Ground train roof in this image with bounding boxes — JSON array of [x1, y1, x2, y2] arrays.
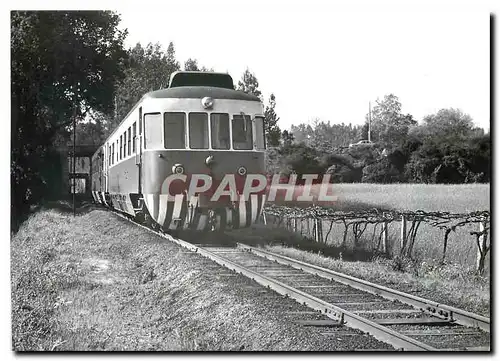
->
[[168, 71, 234, 89], [101, 72, 262, 149], [143, 86, 261, 102]]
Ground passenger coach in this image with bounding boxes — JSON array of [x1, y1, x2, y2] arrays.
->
[[91, 71, 267, 231]]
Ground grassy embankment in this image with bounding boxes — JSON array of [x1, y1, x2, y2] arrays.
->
[[11, 203, 352, 351]]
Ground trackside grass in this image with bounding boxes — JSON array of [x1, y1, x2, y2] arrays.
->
[[13, 203, 394, 351]]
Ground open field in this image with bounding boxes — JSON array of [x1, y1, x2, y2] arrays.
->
[[263, 183, 490, 269], [267, 183, 490, 213]]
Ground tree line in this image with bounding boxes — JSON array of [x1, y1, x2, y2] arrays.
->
[[265, 95, 489, 185]]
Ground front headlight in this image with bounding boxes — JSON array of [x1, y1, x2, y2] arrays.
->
[[237, 166, 247, 176], [172, 164, 185, 174]]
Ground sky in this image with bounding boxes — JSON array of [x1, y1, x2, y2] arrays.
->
[[115, 0, 492, 132]]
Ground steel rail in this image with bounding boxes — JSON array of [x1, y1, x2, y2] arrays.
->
[[238, 244, 490, 333], [111, 212, 441, 351]]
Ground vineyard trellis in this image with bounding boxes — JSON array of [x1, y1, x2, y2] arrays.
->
[[262, 205, 490, 274]]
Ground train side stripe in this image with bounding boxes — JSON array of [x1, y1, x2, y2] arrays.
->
[[162, 196, 174, 229], [177, 195, 189, 230], [168, 194, 184, 230], [157, 194, 169, 227], [190, 210, 201, 231], [239, 197, 246, 228], [250, 194, 258, 224], [184, 196, 198, 229], [257, 194, 266, 220], [145, 194, 156, 221]]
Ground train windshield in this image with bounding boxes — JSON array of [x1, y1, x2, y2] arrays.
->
[[254, 116, 266, 150], [210, 113, 230, 149], [232, 114, 253, 150], [164, 112, 186, 149], [189, 113, 209, 149], [144, 113, 163, 149]]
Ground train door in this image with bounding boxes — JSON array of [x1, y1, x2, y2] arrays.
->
[[135, 107, 143, 194], [105, 142, 109, 192]]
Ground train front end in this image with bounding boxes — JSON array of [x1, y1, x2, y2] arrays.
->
[[140, 72, 267, 232]]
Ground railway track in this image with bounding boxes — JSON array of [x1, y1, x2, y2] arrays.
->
[[113, 210, 491, 351]]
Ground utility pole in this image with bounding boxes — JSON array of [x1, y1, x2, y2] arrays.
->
[[368, 101, 372, 142]]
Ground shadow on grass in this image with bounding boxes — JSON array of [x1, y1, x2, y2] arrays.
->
[[231, 224, 384, 262], [174, 223, 385, 262]]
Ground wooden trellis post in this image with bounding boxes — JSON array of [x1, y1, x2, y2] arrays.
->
[[476, 220, 488, 273], [381, 221, 388, 254], [314, 218, 324, 243], [400, 215, 407, 255]]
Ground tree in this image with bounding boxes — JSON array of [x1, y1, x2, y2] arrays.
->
[[11, 11, 128, 231], [278, 144, 325, 180], [237, 68, 262, 100], [368, 94, 416, 147], [184, 58, 200, 71], [184, 57, 213, 72], [411, 108, 480, 142], [281, 130, 294, 146], [113, 42, 180, 128], [290, 119, 361, 151], [264, 93, 282, 146], [290, 123, 314, 144]]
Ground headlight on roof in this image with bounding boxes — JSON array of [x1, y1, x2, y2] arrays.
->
[[202, 97, 214, 109]]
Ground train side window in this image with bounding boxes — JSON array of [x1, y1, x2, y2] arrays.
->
[[232, 114, 253, 150], [164, 112, 186, 149], [132, 122, 137, 153], [144, 113, 163, 149], [254, 116, 266, 150], [189, 112, 208, 149], [210, 113, 230, 150], [123, 131, 127, 158], [127, 127, 131, 156]]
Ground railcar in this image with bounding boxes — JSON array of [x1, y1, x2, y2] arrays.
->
[[91, 71, 267, 231]]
